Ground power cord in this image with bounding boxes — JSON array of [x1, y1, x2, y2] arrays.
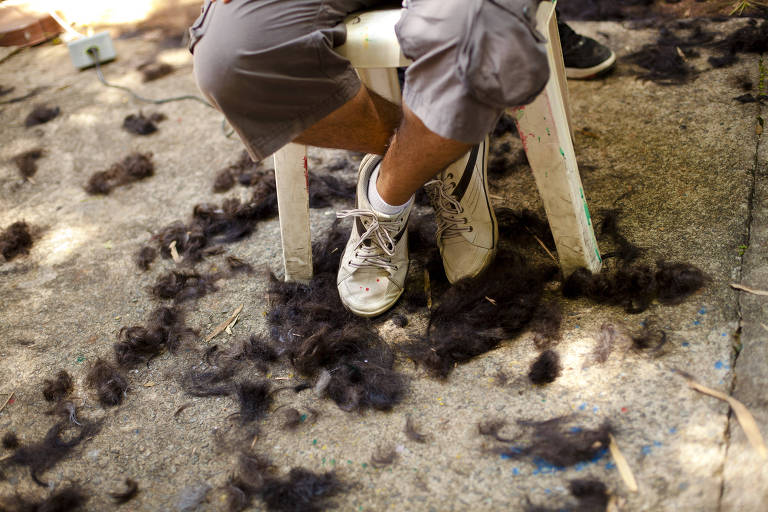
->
[[86, 47, 234, 136]]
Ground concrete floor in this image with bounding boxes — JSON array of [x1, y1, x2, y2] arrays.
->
[[0, 12, 766, 512]]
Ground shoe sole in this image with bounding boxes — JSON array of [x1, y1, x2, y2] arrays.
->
[[445, 138, 498, 284], [565, 51, 616, 80]]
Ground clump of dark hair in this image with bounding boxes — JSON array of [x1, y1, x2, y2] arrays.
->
[[631, 318, 668, 353], [12, 148, 44, 179], [231, 453, 345, 512], [109, 478, 139, 504], [370, 445, 398, 468], [0, 485, 89, 511], [709, 19, 768, 69], [123, 111, 166, 135], [405, 416, 428, 443], [135, 246, 157, 271], [655, 260, 707, 304], [307, 174, 355, 208], [562, 260, 705, 313], [2, 432, 19, 450], [152, 270, 220, 302], [42, 370, 73, 402], [266, 227, 406, 412], [216, 334, 278, 373], [154, 183, 278, 263], [526, 479, 610, 512], [233, 381, 272, 424], [402, 253, 558, 378], [598, 209, 643, 263], [85, 152, 154, 195], [497, 417, 611, 468], [528, 350, 561, 385], [138, 60, 174, 82], [181, 365, 236, 397], [494, 208, 555, 252], [7, 421, 102, 486], [114, 306, 196, 367], [591, 323, 621, 365], [25, 104, 60, 127], [85, 358, 129, 407], [0, 221, 33, 261]]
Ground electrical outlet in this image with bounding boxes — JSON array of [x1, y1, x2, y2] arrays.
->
[[66, 32, 116, 69]]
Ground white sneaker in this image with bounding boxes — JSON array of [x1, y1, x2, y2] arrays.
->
[[336, 155, 411, 317], [426, 137, 498, 283]]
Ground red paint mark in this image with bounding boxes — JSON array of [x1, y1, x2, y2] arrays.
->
[[303, 156, 309, 190], [621, 407, 628, 413], [365, 287, 369, 291], [8, 398, 15, 405], [376, 279, 380, 283]]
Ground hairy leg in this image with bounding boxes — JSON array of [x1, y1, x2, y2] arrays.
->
[[294, 86, 401, 155], [377, 105, 470, 205], [296, 87, 470, 206]]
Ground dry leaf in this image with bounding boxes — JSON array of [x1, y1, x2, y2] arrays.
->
[[730, 283, 768, 296], [609, 433, 638, 492]]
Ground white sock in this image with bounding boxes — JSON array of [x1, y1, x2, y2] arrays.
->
[[367, 163, 413, 215]]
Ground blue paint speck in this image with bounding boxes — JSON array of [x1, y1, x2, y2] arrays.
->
[[669, 427, 677, 434], [570, 427, 583, 433], [715, 360, 730, 370], [693, 320, 701, 326], [605, 462, 616, 470], [512, 467, 520, 476], [682, 342, 690, 347], [545, 488, 552, 494], [578, 403, 587, 411], [721, 333, 727, 337], [698, 307, 707, 315], [592, 406, 599, 413], [653, 440, 662, 447], [574, 324, 580, 329], [641, 445, 652, 455]]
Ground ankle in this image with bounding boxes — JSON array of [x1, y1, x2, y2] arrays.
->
[[367, 163, 413, 216]]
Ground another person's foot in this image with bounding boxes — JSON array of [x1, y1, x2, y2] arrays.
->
[[558, 21, 616, 79], [426, 137, 497, 284], [337, 155, 411, 317]]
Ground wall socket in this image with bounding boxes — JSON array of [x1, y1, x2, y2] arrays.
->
[[66, 32, 116, 69]]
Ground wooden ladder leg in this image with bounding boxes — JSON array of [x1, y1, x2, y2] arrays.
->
[[512, 2, 601, 275], [273, 143, 313, 282]]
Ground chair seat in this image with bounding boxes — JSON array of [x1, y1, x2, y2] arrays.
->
[[336, 9, 411, 69]]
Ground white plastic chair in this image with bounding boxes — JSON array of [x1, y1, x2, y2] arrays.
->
[[273, 2, 601, 282]]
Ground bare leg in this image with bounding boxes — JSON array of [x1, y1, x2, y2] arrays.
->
[[296, 87, 470, 206], [294, 86, 401, 155], [377, 105, 470, 205]]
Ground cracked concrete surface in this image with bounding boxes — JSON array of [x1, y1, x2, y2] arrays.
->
[[0, 10, 767, 512]]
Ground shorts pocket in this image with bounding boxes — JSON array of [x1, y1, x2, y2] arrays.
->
[[188, 0, 216, 54], [457, 0, 549, 108]]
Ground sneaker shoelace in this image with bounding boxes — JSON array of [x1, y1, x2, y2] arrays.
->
[[425, 178, 472, 240], [336, 208, 399, 272]]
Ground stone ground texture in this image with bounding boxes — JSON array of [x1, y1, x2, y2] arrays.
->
[[1, 5, 767, 512]]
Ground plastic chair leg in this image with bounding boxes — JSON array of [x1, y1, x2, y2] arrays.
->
[[512, 2, 601, 275], [273, 143, 313, 282]]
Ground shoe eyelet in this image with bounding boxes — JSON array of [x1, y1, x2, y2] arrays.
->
[[446, 173, 453, 179], [468, 226, 473, 232]]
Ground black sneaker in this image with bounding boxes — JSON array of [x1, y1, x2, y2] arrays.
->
[[558, 21, 616, 79]]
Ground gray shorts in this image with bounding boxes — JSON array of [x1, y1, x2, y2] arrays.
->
[[190, 0, 549, 161]]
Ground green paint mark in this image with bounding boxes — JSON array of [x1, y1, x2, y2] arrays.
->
[[331, 459, 336, 466], [515, 109, 525, 120], [76, 355, 86, 363], [300, 414, 307, 423], [322, 457, 326, 465], [559, 147, 565, 157], [312, 439, 317, 445], [538, 136, 541, 143], [595, 248, 602, 262], [545, 127, 550, 136], [347, 460, 353, 465], [362, 463, 368, 469]]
